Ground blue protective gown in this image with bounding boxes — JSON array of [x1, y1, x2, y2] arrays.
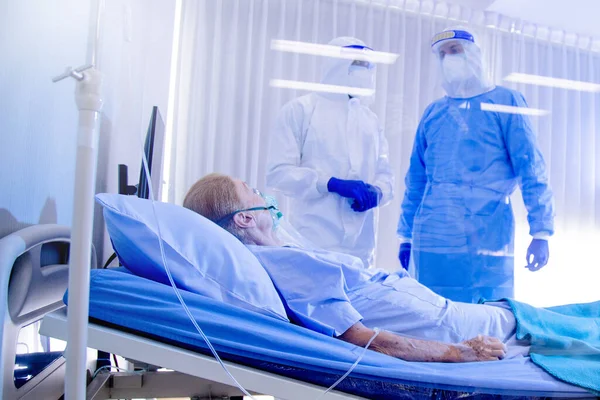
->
[[397, 86, 554, 303]]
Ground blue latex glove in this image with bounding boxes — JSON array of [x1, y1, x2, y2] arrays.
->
[[327, 177, 370, 206], [525, 238, 549, 271], [351, 184, 382, 212], [399, 242, 411, 270]]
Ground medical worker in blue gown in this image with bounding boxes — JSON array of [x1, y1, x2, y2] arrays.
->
[[266, 37, 394, 268], [397, 27, 555, 303]]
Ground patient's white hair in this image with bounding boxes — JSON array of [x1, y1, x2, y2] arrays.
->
[[183, 173, 248, 242]]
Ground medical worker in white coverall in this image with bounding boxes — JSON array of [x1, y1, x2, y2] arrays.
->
[[266, 36, 394, 268]]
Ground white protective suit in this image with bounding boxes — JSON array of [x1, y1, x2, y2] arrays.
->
[[266, 37, 394, 267]]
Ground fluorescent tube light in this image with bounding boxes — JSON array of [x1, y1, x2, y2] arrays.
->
[[505, 73, 600, 92], [481, 102, 549, 117], [270, 79, 375, 97]]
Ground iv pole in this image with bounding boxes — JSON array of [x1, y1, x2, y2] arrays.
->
[[52, 1, 104, 398]]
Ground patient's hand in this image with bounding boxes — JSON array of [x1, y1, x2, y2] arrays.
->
[[455, 335, 507, 362], [340, 323, 507, 363]]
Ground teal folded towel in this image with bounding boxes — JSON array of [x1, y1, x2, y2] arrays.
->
[[505, 299, 600, 394]]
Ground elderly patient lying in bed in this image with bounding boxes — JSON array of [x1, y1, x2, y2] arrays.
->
[[182, 173, 517, 364]]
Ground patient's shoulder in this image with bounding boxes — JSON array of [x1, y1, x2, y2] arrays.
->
[[248, 245, 322, 267], [248, 245, 305, 258]]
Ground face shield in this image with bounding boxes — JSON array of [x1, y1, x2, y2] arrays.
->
[[431, 28, 494, 98], [321, 37, 377, 103]]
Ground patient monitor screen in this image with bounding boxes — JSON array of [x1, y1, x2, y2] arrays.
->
[[137, 106, 165, 200]]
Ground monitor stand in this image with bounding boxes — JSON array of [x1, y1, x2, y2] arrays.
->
[[117, 164, 138, 196]]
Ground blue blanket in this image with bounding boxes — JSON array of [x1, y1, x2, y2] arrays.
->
[[505, 299, 600, 394]]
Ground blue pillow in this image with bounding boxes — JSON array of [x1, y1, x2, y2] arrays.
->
[[95, 193, 288, 321]]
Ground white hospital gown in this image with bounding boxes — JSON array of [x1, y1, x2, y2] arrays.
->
[[248, 245, 517, 345]]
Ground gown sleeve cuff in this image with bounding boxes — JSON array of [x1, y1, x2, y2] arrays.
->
[[532, 232, 550, 240], [316, 173, 331, 194]]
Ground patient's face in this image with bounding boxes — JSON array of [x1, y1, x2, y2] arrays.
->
[[234, 179, 273, 231], [235, 179, 264, 208]]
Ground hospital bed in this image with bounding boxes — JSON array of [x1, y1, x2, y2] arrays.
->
[[1, 224, 597, 399]]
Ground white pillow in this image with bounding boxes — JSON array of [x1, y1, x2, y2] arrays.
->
[[95, 193, 288, 321]]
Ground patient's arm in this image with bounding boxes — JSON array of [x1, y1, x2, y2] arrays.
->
[[339, 322, 506, 363]]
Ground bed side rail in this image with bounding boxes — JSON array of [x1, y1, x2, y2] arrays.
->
[[0, 224, 95, 399]]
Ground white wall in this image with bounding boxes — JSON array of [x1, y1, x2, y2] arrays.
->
[[0, 0, 93, 367], [0, 0, 91, 238], [0, 0, 175, 267]]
